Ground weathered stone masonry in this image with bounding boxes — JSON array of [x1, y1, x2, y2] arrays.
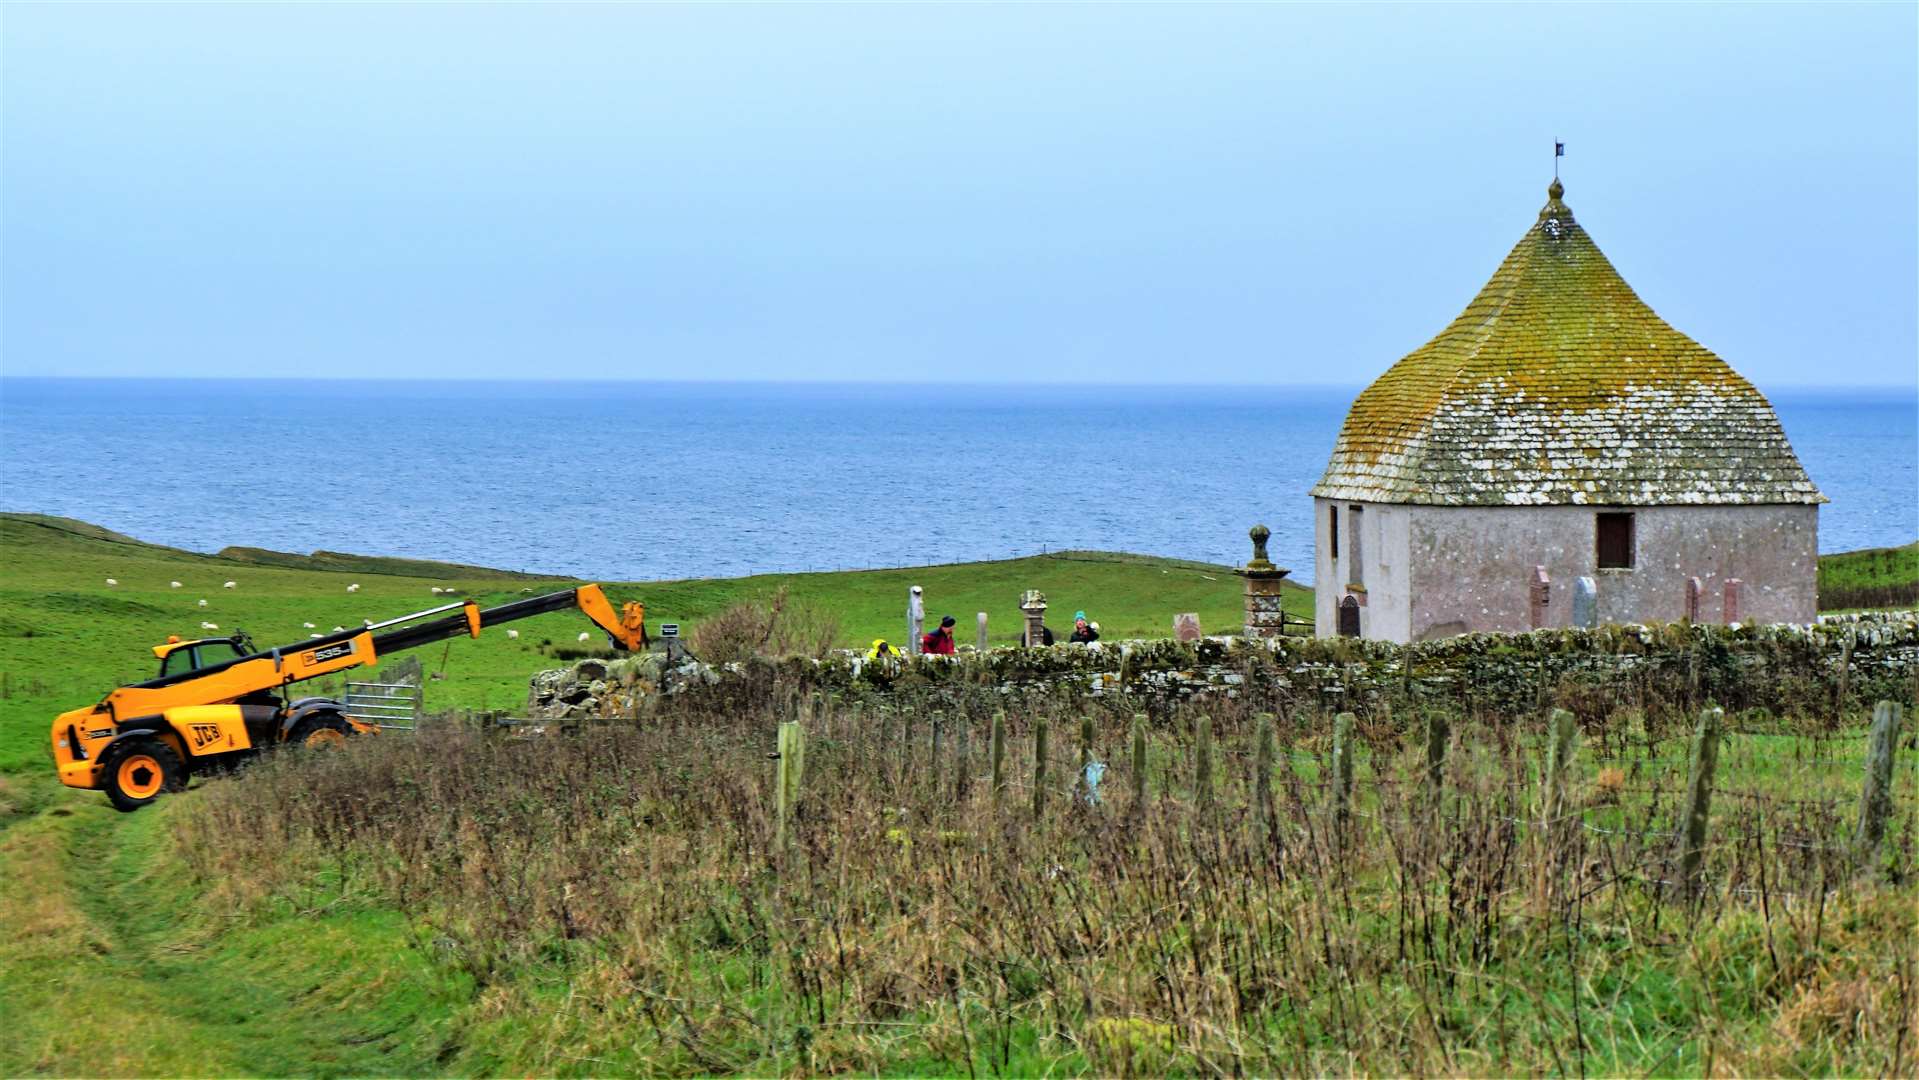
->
[[532, 611, 1917, 722]]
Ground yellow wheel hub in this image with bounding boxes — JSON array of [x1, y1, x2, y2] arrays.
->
[[116, 755, 164, 798], [305, 728, 348, 748]]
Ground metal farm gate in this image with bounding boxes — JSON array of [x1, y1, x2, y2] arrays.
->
[[342, 680, 424, 731]]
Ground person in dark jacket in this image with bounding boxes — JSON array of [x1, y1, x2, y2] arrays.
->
[[1068, 611, 1099, 644], [922, 615, 957, 655], [1022, 623, 1055, 647]]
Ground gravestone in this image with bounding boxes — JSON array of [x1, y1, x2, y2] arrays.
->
[[1020, 590, 1048, 648], [1528, 565, 1551, 629], [976, 611, 989, 651], [1336, 596, 1360, 637], [1572, 576, 1598, 629], [907, 585, 924, 655], [1685, 577, 1703, 623], [1723, 579, 1742, 624], [1174, 613, 1203, 642]]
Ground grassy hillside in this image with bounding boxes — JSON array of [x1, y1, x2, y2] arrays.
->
[[0, 514, 1911, 1075], [0, 513, 1293, 768], [1818, 540, 1919, 611]]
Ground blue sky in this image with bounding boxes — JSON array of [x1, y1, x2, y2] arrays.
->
[[3, 3, 1914, 386]]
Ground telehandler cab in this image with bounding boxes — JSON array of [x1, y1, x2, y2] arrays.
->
[[50, 585, 647, 811]]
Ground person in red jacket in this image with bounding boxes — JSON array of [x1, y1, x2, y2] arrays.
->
[[921, 615, 958, 655]]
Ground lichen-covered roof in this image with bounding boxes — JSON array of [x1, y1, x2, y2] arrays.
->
[[1312, 181, 1826, 507]]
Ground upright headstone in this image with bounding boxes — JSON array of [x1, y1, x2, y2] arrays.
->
[[1173, 613, 1203, 642], [1722, 579, 1743, 625], [907, 585, 925, 655], [1235, 524, 1292, 638], [1572, 576, 1598, 629], [976, 611, 989, 651], [1528, 565, 1551, 629], [1684, 577, 1703, 623], [1019, 589, 1048, 648]]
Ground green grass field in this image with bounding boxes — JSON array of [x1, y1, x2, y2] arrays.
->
[[0, 512, 1306, 1076], [0, 512, 1298, 768], [1818, 540, 1919, 611], [0, 512, 1910, 1076]]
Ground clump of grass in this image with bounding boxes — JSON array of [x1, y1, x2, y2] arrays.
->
[[689, 585, 841, 664]]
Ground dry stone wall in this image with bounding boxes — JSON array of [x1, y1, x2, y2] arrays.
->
[[529, 611, 1918, 721]]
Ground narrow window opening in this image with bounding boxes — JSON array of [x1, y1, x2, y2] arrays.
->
[[1328, 506, 1339, 560], [1596, 512, 1635, 570], [1348, 505, 1365, 585]]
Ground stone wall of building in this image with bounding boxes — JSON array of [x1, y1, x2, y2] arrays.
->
[[530, 610, 1916, 723], [1313, 499, 1818, 643]]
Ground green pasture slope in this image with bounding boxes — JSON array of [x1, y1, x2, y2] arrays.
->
[[0, 512, 1298, 1076], [1818, 540, 1919, 611], [2, 512, 1907, 1075]]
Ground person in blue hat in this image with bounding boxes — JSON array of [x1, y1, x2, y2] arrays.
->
[[1068, 610, 1099, 644]]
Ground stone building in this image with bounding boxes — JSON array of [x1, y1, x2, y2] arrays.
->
[[1311, 180, 1825, 642]]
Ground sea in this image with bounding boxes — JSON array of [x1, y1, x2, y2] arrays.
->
[[1, 378, 1913, 586]]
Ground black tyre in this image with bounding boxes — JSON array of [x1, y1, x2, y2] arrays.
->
[[288, 712, 352, 748], [102, 737, 185, 813]]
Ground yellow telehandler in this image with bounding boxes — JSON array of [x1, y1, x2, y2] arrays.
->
[[50, 584, 647, 811]]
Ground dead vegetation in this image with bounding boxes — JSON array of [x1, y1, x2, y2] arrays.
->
[[175, 682, 1918, 1076]]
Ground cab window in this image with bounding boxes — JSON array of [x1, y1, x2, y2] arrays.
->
[[158, 640, 243, 678], [196, 640, 245, 666]]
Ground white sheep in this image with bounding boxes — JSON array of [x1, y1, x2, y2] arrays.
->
[[309, 634, 322, 639], [332, 625, 345, 632], [577, 631, 591, 643], [303, 622, 316, 629], [169, 581, 182, 589], [105, 578, 118, 586], [430, 587, 444, 595], [223, 581, 236, 589], [346, 583, 360, 593], [505, 629, 519, 639], [197, 599, 207, 607], [201, 621, 219, 630]]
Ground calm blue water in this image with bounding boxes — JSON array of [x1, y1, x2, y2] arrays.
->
[[1, 379, 1912, 584]]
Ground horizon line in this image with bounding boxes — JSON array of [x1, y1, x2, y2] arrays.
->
[[2, 374, 1913, 392]]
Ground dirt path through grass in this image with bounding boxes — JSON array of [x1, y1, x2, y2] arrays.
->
[[0, 777, 462, 1077]]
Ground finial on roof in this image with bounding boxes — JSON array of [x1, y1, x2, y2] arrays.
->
[[1548, 178, 1564, 200]]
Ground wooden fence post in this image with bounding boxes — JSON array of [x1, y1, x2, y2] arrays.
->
[[1130, 713, 1148, 811], [1194, 715, 1215, 816], [1424, 710, 1449, 790], [1331, 712, 1355, 829], [1077, 715, 1095, 804], [1254, 713, 1278, 849], [775, 720, 806, 848], [930, 715, 944, 798], [1856, 701, 1905, 863], [1541, 708, 1579, 830], [990, 711, 1006, 803], [954, 717, 972, 802], [1032, 714, 1050, 820], [1678, 706, 1722, 896], [1835, 635, 1854, 719]]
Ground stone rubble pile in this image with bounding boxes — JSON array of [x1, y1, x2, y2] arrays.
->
[[526, 653, 719, 719]]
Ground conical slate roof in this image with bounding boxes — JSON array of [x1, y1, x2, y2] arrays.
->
[[1312, 181, 1825, 507]]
